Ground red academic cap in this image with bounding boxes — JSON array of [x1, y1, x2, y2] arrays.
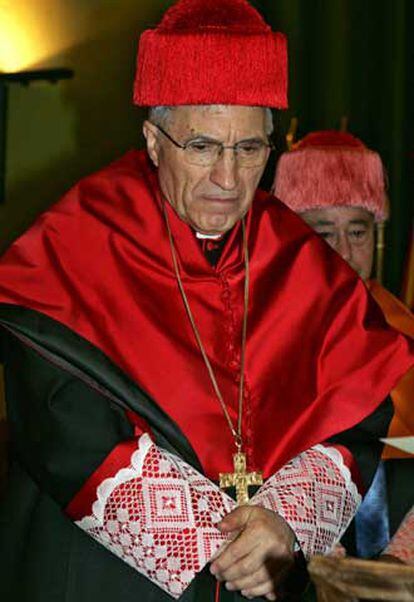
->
[[133, 0, 288, 108], [273, 131, 388, 222]]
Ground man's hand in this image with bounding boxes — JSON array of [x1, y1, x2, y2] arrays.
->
[[210, 505, 296, 600]]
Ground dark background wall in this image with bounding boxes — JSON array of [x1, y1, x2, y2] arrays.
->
[[0, 0, 413, 291], [0, 0, 174, 421], [255, 0, 414, 294], [0, 0, 172, 255]]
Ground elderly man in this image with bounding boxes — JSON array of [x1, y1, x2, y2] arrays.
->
[[273, 129, 414, 559], [0, 2, 413, 601]]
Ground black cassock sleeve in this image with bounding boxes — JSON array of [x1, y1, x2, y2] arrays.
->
[[0, 319, 395, 601], [327, 395, 393, 491], [2, 329, 135, 507], [0, 327, 233, 602]]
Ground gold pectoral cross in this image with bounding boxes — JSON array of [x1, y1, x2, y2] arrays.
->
[[219, 451, 263, 505]]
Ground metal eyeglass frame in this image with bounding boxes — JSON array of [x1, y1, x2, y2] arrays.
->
[[153, 123, 275, 164]]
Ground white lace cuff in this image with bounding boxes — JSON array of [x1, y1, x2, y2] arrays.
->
[[383, 506, 414, 564], [250, 444, 361, 559], [74, 434, 236, 598]]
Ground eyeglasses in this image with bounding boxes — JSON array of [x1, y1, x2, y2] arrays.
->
[[153, 123, 274, 167]]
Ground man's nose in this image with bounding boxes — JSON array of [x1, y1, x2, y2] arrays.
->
[[336, 232, 353, 262], [209, 149, 238, 190]]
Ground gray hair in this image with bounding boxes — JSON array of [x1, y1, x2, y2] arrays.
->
[[148, 105, 274, 136]]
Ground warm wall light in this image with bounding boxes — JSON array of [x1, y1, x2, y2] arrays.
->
[[0, 2, 83, 73], [0, 12, 36, 72], [0, 5, 53, 72]]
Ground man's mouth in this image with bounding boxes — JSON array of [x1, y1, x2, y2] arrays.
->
[[200, 199, 239, 217], [200, 196, 240, 209]]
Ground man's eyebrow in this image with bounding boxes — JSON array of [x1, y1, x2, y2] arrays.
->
[[236, 136, 268, 143], [183, 134, 267, 144], [184, 134, 219, 143], [308, 219, 371, 227], [348, 219, 370, 226], [309, 220, 336, 227]]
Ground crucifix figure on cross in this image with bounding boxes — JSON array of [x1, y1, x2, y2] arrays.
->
[[219, 452, 263, 505]]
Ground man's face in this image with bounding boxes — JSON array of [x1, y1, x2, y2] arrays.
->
[[300, 206, 375, 280], [143, 105, 271, 234]]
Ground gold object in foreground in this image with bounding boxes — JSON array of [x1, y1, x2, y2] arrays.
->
[[308, 555, 414, 602], [220, 452, 263, 505]]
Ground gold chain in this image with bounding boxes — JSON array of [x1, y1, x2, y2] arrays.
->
[[163, 204, 249, 452]]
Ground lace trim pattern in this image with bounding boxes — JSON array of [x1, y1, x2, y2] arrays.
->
[[383, 506, 414, 564], [250, 444, 361, 559], [75, 434, 236, 598]]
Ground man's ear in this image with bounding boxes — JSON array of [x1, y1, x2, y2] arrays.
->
[[143, 120, 160, 167]]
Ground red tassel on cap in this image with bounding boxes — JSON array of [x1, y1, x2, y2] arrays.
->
[[133, 0, 288, 108], [273, 131, 388, 222]]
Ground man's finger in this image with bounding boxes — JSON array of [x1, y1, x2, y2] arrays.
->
[[217, 547, 263, 581], [212, 509, 291, 577], [210, 528, 260, 576], [225, 566, 269, 591], [217, 504, 253, 533], [210, 537, 256, 577], [240, 579, 275, 600], [214, 513, 282, 573]]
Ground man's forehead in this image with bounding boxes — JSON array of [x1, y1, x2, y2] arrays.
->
[[301, 206, 375, 225], [168, 105, 268, 136]]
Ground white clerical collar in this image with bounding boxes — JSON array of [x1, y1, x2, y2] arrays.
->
[[195, 231, 223, 240]]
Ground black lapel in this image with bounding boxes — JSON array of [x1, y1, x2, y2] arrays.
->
[[0, 304, 202, 472]]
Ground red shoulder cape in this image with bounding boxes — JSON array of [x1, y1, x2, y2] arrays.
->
[[0, 150, 413, 479]]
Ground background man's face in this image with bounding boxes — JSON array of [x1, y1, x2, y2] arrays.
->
[[144, 105, 270, 234], [300, 206, 375, 280]]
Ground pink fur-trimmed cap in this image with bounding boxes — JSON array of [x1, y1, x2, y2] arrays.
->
[[273, 131, 388, 222]]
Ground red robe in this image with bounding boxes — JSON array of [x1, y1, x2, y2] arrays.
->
[[0, 150, 412, 481]]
